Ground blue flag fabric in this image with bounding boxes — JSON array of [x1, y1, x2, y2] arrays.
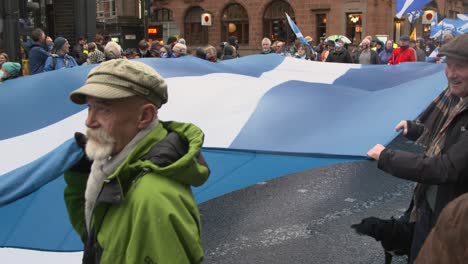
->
[[0, 56, 447, 258], [430, 18, 468, 38], [408, 9, 424, 24], [396, 0, 432, 19]]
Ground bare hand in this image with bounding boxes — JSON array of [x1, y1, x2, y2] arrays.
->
[[367, 144, 385, 160], [394, 120, 408, 135], [46, 36, 53, 45]]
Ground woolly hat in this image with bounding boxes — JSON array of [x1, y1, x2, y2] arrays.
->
[[2, 62, 21, 76], [104, 41, 123, 60], [53, 37, 67, 52], [172, 43, 187, 56]]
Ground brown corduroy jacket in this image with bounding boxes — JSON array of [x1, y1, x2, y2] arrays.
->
[[415, 193, 468, 263]]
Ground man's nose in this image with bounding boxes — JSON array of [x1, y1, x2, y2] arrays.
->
[[85, 111, 99, 128]]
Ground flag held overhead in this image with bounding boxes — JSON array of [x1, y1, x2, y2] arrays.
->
[[396, 0, 432, 19]]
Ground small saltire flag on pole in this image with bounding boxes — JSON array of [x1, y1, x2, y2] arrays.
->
[[285, 13, 313, 49], [407, 9, 423, 24], [396, 0, 432, 19]]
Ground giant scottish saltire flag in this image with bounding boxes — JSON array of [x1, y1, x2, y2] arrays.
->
[[0, 55, 447, 262], [396, 0, 432, 19]]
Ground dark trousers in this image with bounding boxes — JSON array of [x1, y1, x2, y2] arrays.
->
[[409, 201, 434, 264]]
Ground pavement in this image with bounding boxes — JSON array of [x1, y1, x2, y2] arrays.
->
[[199, 135, 423, 264]]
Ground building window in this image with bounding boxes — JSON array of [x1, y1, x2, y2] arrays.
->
[[97, 0, 116, 18], [263, 0, 295, 42], [221, 3, 249, 44], [110, 0, 116, 16], [346, 13, 362, 44], [184, 6, 208, 46], [154, 8, 173, 22], [316, 14, 327, 41]]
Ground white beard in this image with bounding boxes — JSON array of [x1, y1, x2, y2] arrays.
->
[[85, 128, 115, 160], [84, 128, 115, 231]]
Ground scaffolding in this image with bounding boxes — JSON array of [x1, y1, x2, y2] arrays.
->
[[96, 0, 116, 23]]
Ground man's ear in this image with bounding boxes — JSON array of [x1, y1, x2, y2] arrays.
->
[[138, 103, 157, 129]]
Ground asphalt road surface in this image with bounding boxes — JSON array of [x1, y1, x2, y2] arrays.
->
[[200, 135, 422, 264]]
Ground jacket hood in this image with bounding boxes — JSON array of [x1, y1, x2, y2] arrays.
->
[[24, 39, 46, 51], [109, 121, 210, 189]]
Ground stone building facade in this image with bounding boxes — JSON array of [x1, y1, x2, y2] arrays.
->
[[147, 0, 465, 53], [95, 0, 465, 52]]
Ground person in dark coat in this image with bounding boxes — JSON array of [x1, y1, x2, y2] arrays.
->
[[228, 36, 240, 58], [24, 28, 53, 75], [195, 47, 207, 60], [222, 44, 236, 60], [414, 38, 427, 62], [72, 37, 87, 65], [326, 40, 353, 63], [374, 40, 384, 55], [367, 34, 468, 264], [136, 39, 153, 58]]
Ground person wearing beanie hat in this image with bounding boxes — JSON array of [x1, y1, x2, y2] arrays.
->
[[43, 37, 78, 72], [0, 62, 21, 82], [52, 37, 67, 53], [178, 38, 186, 45], [104, 41, 123, 60], [367, 33, 468, 263], [172, 43, 187, 57], [65, 58, 210, 264]]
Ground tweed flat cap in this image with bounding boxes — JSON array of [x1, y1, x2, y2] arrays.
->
[[438, 34, 468, 61], [70, 59, 168, 107]]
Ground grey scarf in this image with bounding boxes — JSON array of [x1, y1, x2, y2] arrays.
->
[[84, 119, 159, 232]]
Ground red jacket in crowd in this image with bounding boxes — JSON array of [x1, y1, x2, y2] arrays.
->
[[388, 46, 416, 65]]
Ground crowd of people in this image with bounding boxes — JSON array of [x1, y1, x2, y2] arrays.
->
[[0, 27, 456, 85], [259, 33, 453, 66]]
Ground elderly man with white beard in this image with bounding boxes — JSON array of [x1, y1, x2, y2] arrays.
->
[[64, 59, 210, 264]]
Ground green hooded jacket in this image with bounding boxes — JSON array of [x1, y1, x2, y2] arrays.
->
[[64, 121, 210, 264]]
